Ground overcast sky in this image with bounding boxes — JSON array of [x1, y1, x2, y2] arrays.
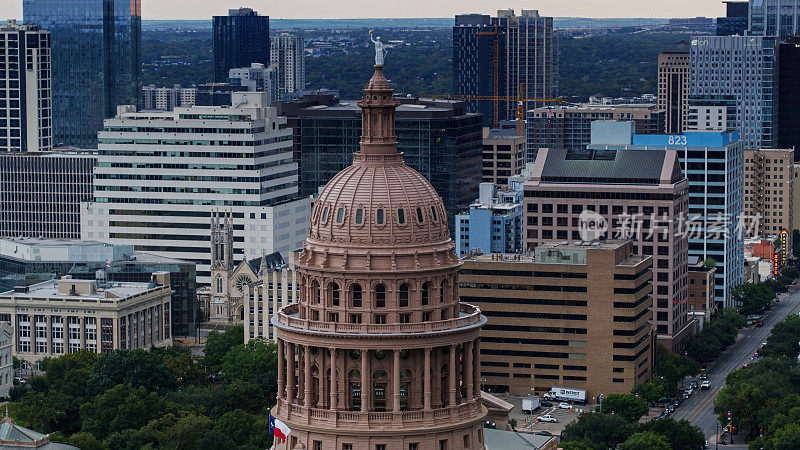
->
[[0, 1, 727, 20]]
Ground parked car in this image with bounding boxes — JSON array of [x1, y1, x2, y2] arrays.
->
[[558, 402, 571, 409], [756, 320, 764, 327], [538, 415, 558, 423], [535, 431, 553, 436], [540, 401, 553, 407], [690, 381, 698, 389], [700, 380, 711, 390]]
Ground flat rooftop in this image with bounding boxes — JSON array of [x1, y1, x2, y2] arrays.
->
[[463, 240, 648, 266], [0, 279, 162, 301]]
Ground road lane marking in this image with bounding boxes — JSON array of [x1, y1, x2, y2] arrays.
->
[[688, 388, 720, 423]]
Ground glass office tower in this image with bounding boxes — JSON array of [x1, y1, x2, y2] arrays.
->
[[213, 8, 269, 83], [23, 0, 141, 149]]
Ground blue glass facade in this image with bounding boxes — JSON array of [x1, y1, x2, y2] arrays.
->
[[213, 9, 269, 83], [23, 0, 141, 149]]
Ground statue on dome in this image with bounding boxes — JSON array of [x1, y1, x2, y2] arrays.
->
[[369, 31, 387, 66]]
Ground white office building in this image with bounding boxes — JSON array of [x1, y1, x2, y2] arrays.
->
[[229, 63, 278, 106], [140, 84, 197, 111], [0, 19, 51, 152], [270, 33, 305, 98], [81, 91, 310, 283]]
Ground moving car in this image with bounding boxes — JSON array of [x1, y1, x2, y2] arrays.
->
[[699, 373, 708, 380], [690, 381, 698, 389], [700, 380, 711, 390], [538, 415, 558, 423], [756, 320, 764, 327], [558, 402, 571, 409]]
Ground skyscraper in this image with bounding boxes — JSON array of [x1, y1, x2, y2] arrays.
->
[[658, 41, 691, 134], [270, 33, 305, 99], [454, 9, 557, 128], [749, 0, 800, 37], [690, 36, 776, 150], [213, 8, 269, 83], [0, 20, 51, 152], [23, 0, 141, 149], [776, 37, 800, 159], [271, 63, 486, 450], [717, 1, 749, 36], [80, 92, 310, 283]]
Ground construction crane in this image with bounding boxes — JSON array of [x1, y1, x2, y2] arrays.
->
[[421, 89, 565, 136]]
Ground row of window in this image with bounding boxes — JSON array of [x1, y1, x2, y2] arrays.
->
[[317, 203, 441, 228], [308, 280, 446, 309]]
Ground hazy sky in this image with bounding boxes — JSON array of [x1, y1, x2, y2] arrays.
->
[[0, 0, 727, 20]]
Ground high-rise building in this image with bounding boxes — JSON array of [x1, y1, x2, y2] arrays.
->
[[776, 37, 800, 159], [526, 105, 665, 163], [1, 275, 173, 369], [271, 65, 486, 449], [229, 63, 279, 106], [481, 128, 525, 188], [243, 250, 299, 342], [523, 132, 693, 349], [460, 241, 654, 398], [658, 40, 691, 134], [592, 128, 744, 307], [690, 35, 776, 150], [213, 8, 269, 83], [277, 94, 483, 228], [140, 84, 197, 111], [0, 150, 96, 240], [80, 92, 310, 284], [454, 10, 556, 128], [455, 183, 522, 257], [0, 238, 197, 337], [686, 94, 737, 131], [717, 1, 749, 36], [0, 20, 51, 152], [23, 0, 141, 149], [270, 33, 305, 99], [744, 148, 795, 236], [748, 0, 800, 37]]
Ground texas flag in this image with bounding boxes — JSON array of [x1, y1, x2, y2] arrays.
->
[[269, 414, 291, 443]]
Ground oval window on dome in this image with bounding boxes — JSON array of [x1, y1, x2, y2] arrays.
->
[[430, 205, 438, 222], [321, 206, 329, 223], [397, 208, 406, 225], [336, 207, 345, 223], [355, 209, 363, 225], [376, 209, 384, 225], [416, 207, 424, 223]]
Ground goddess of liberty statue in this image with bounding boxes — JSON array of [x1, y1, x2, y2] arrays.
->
[[369, 32, 387, 66]]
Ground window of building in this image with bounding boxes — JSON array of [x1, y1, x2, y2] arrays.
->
[[375, 284, 386, 308], [421, 283, 430, 306], [439, 440, 448, 450], [398, 209, 406, 225], [416, 207, 424, 223], [329, 282, 340, 306], [376, 209, 384, 225], [312, 280, 321, 304], [314, 441, 322, 450], [355, 209, 364, 225], [430, 206, 438, 222], [399, 284, 409, 307], [351, 284, 362, 308], [336, 208, 345, 223], [321, 206, 329, 222]]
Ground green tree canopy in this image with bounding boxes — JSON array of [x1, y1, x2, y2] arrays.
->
[[599, 393, 648, 423], [618, 431, 670, 450], [201, 325, 244, 375]]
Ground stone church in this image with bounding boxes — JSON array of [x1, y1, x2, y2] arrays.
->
[[199, 211, 286, 326]]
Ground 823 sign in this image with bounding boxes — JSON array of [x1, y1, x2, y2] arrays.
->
[[667, 135, 687, 146]]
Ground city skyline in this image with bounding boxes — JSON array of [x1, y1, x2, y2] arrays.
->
[[2, 0, 727, 20]]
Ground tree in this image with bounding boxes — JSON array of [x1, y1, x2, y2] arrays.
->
[[67, 432, 104, 450], [201, 325, 244, 375], [79, 384, 178, 440], [599, 393, 648, 423], [560, 412, 634, 449], [638, 418, 706, 450], [633, 380, 668, 404], [618, 431, 670, 450], [86, 349, 175, 396], [792, 229, 800, 259], [773, 423, 800, 450], [14, 391, 69, 433], [220, 339, 278, 400], [781, 266, 799, 280], [761, 314, 800, 358], [732, 283, 774, 316], [703, 257, 717, 269], [213, 409, 257, 446]]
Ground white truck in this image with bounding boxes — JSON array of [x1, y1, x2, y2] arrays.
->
[[522, 395, 541, 413], [543, 387, 587, 403]]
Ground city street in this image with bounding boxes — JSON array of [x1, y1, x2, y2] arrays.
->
[[670, 285, 800, 444]]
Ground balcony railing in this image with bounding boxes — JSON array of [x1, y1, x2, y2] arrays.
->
[[275, 303, 483, 334]]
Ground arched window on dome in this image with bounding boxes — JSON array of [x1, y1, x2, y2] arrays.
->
[[376, 209, 385, 225], [329, 282, 340, 307], [430, 205, 438, 222], [321, 206, 329, 223], [421, 282, 430, 306], [399, 284, 409, 308], [350, 284, 362, 308], [374, 284, 386, 308], [355, 209, 364, 225], [397, 208, 406, 225], [312, 280, 320, 304], [416, 207, 424, 224], [336, 207, 345, 224]]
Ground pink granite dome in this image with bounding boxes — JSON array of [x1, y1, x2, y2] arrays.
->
[[308, 156, 450, 247]]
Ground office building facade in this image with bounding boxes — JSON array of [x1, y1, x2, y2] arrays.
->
[[481, 128, 525, 188], [658, 41, 691, 134], [1, 275, 172, 369], [140, 84, 197, 111], [277, 95, 482, 228], [455, 183, 522, 257], [526, 105, 665, 163], [81, 92, 310, 284], [454, 10, 556, 127], [690, 36, 776, 150], [776, 37, 800, 159], [270, 33, 305, 99], [0, 20, 51, 152], [229, 63, 279, 106], [593, 130, 744, 306], [213, 8, 269, 83], [523, 142, 692, 348], [717, 1, 749, 36], [461, 241, 653, 399], [242, 250, 299, 342], [744, 148, 794, 236], [749, 0, 800, 37], [0, 151, 96, 240], [23, 0, 141, 148], [0, 238, 197, 337]]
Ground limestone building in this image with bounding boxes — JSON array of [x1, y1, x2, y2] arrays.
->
[[271, 65, 487, 448]]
